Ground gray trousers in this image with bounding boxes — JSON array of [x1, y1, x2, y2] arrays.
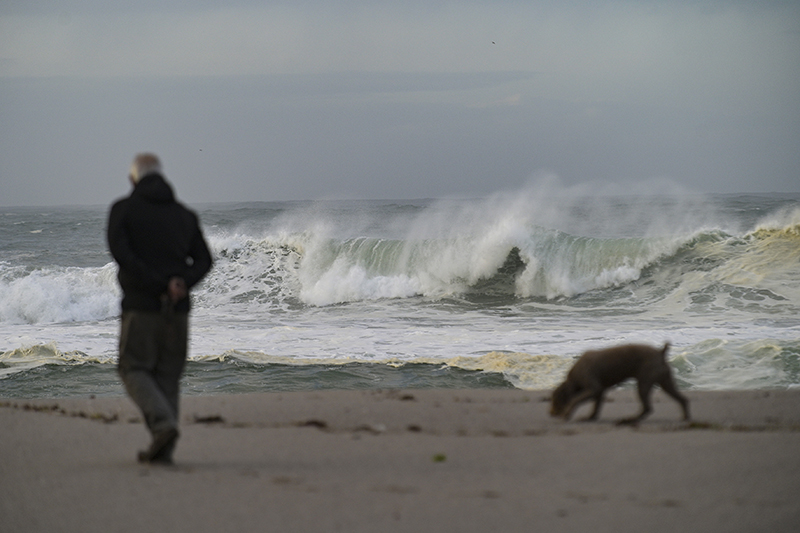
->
[[117, 310, 188, 448]]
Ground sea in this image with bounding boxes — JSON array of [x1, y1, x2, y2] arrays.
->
[[2, 184, 799, 399]]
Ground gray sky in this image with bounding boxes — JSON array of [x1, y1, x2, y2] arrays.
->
[[1, 1, 798, 206]]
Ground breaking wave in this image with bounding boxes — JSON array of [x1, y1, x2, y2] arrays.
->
[[1, 200, 798, 323], [200, 206, 800, 309]]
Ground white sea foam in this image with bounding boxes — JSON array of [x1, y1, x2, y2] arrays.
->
[[0, 263, 119, 324]]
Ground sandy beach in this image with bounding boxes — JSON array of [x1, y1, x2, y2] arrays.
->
[[2, 388, 799, 532]]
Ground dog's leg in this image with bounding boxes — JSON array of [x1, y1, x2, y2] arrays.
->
[[617, 380, 654, 426], [562, 389, 598, 421], [581, 391, 606, 421], [658, 372, 691, 421]]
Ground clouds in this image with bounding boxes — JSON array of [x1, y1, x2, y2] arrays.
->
[[7, 2, 797, 85], [0, 4, 488, 77], [1, 1, 798, 206]]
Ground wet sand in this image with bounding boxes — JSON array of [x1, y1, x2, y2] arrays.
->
[[2, 389, 799, 532]]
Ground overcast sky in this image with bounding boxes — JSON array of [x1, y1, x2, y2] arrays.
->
[[1, 1, 798, 206]]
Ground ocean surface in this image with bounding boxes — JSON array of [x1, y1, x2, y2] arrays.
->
[[2, 186, 799, 399]]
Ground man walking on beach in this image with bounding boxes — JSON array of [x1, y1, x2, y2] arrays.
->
[[107, 153, 213, 464]]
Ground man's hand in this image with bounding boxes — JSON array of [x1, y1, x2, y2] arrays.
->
[[167, 277, 187, 303]]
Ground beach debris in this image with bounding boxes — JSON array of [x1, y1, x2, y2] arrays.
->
[[71, 410, 118, 423], [298, 419, 328, 430], [380, 390, 416, 402], [355, 423, 387, 435], [193, 414, 226, 424], [8, 402, 120, 423], [88, 412, 118, 423], [432, 453, 447, 463], [20, 403, 61, 413]]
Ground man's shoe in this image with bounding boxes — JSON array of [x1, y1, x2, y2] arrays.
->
[[137, 428, 178, 464]]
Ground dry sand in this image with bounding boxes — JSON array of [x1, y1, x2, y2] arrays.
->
[[2, 389, 799, 532]]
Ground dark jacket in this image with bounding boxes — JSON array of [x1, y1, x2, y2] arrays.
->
[[107, 173, 213, 313]]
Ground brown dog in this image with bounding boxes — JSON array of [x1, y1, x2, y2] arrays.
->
[[550, 342, 690, 425]]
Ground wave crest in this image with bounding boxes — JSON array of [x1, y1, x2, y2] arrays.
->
[[203, 212, 799, 309]]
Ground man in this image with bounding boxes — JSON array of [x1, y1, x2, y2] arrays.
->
[[107, 153, 213, 464]]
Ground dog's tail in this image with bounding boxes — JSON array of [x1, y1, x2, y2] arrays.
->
[[661, 342, 671, 358]]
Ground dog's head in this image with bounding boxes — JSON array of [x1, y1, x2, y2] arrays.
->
[[549, 381, 575, 418]]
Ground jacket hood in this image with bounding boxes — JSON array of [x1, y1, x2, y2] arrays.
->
[[132, 173, 175, 204]]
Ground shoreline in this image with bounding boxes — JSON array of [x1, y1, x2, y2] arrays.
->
[[3, 389, 800, 532]]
